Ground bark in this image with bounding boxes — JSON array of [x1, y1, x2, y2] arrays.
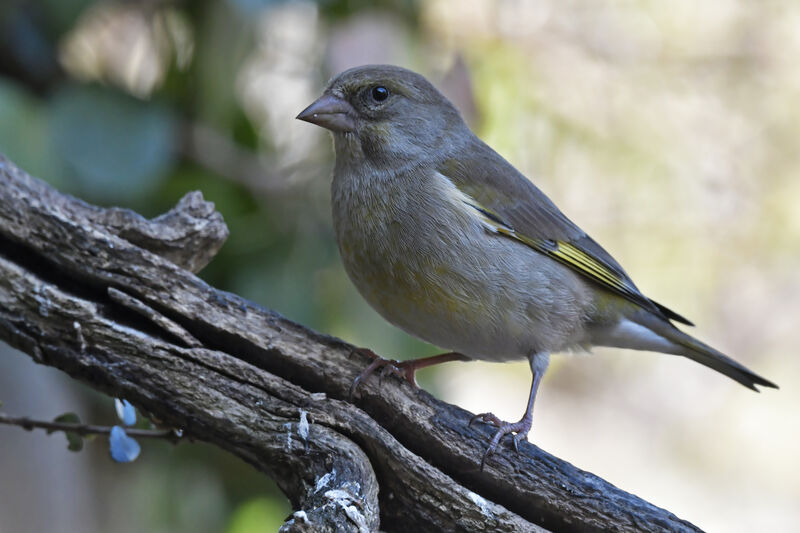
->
[[0, 154, 701, 533]]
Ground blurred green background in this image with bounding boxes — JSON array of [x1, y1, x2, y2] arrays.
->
[[0, 1, 798, 531]]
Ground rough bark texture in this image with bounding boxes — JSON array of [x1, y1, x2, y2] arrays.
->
[[0, 154, 702, 533]]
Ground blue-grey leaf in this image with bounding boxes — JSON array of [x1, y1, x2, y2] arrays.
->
[[109, 426, 141, 463], [114, 398, 137, 426]]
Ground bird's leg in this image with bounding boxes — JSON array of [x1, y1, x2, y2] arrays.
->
[[349, 349, 470, 398], [470, 352, 549, 469]]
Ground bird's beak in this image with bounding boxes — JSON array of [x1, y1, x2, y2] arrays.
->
[[296, 94, 356, 133]]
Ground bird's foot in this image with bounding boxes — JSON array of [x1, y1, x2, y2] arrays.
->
[[349, 348, 419, 399], [469, 412, 533, 470]]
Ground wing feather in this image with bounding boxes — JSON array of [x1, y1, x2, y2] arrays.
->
[[439, 137, 693, 326]]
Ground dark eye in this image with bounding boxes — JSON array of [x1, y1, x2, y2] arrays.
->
[[370, 86, 389, 102]]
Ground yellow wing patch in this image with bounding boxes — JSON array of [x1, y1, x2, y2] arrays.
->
[[546, 241, 632, 294], [463, 200, 648, 309]]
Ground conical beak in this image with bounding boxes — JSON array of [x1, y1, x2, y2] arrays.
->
[[296, 93, 356, 133]]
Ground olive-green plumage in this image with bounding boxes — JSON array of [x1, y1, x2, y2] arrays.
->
[[297, 65, 776, 458]]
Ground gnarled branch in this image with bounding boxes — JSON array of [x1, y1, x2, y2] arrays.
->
[[0, 154, 700, 532]]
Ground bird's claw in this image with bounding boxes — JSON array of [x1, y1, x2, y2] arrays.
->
[[348, 349, 419, 399], [469, 412, 503, 427], [470, 411, 532, 470]]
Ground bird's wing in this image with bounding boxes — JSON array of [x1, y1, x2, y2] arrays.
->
[[437, 139, 692, 325]]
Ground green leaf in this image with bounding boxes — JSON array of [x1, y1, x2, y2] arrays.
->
[[48, 412, 81, 434], [65, 432, 84, 452], [48, 412, 84, 451]]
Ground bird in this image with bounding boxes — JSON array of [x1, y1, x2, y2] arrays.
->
[[296, 64, 777, 466]]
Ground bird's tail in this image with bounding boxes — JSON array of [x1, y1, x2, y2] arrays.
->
[[628, 311, 778, 391]]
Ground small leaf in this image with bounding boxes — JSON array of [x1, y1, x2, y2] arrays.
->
[[109, 426, 140, 463], [49, 412, 80, 434], [65, 432, 84, 452], [48, 413, 83, 451], [114, 399, 137, 426]]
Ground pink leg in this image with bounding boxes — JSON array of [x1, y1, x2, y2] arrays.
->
[[349, 349, 470, 398], [469, 352, 549, 469]]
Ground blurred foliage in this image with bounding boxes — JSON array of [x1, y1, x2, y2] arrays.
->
[[0, 0, 798, 532], [50, 84, 175, 202], [225, 496, 286, 533]]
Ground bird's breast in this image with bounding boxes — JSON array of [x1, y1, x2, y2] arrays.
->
[[332, 168, 462, 316], [330, 167, 591, 359]]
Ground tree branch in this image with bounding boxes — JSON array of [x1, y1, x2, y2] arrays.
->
[[0, 412, 180, 440], [0, 154, 701, 532]]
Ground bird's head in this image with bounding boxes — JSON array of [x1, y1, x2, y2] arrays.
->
[[297, 65, 465, 169]]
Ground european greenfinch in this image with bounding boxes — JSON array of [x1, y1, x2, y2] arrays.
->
[[297, 65, 777, 465]]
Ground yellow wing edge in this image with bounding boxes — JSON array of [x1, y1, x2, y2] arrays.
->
[[463, 200, 661, 315]]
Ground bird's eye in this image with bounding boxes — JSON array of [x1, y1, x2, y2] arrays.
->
[[370, 86, 389, 102]]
